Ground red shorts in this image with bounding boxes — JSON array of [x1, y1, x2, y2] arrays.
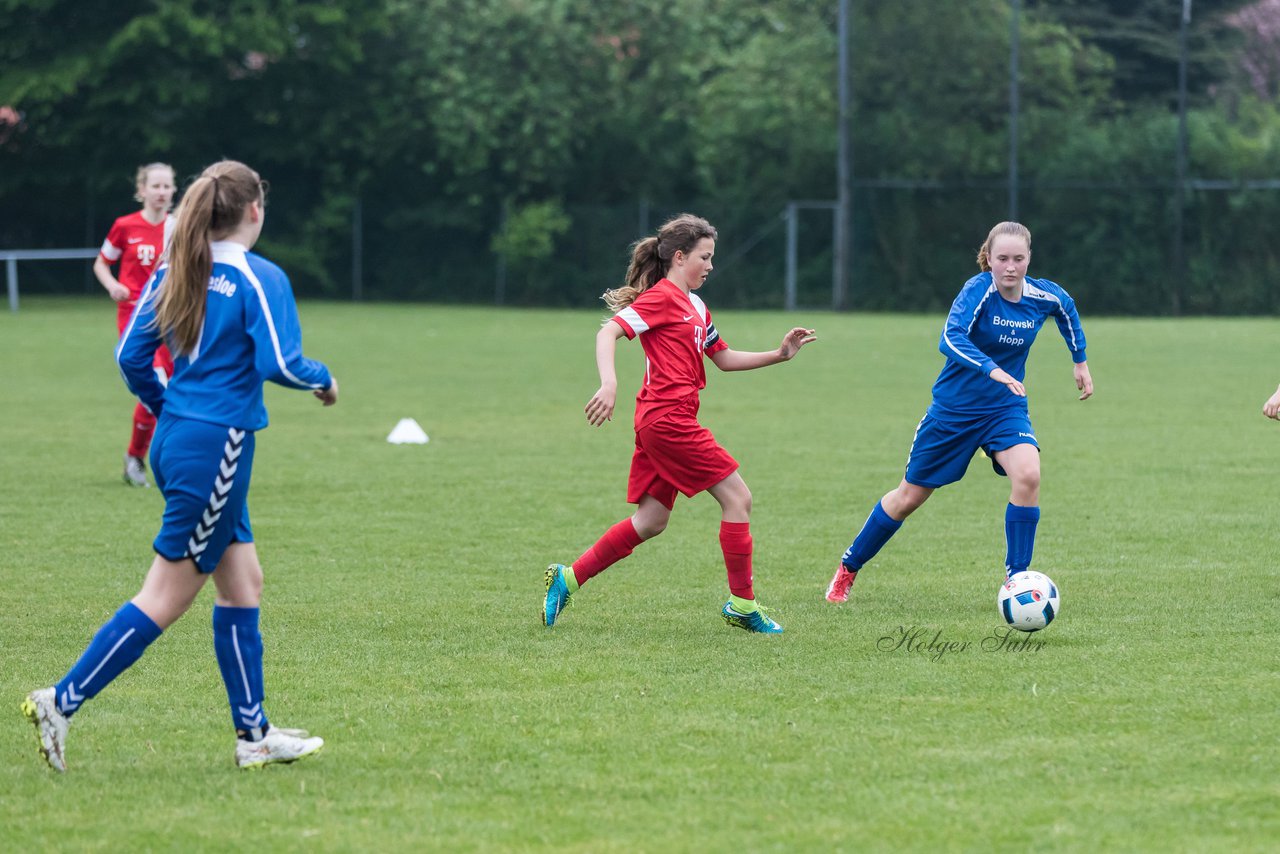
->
[[627, 410, 738, 510]]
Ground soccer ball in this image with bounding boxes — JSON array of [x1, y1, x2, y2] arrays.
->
[[998, 572, 1060, 632]]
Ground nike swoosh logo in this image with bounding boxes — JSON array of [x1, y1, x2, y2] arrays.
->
[[127, 237, 143, 243], [682, 314, 694, 321]]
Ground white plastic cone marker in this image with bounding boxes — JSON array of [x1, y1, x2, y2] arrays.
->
[[387, 418, 429, 444]]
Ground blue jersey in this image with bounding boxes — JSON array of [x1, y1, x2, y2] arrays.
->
[[929, 272, 1086, 419], [116, 241, 332, 431]]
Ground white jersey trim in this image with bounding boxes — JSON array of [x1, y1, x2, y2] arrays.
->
[[115, 273, 159, 373], [616, 306, 648, 334], [689, 293, 709, 324], [941, 283, 995, 369], [100, 239, 122, 261], [1023, 281, 1079, 352], [215, 242, 323, 390]]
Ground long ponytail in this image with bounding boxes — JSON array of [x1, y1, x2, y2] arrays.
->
[[155, 161, 263, 354], [602, 213, 717, 311]]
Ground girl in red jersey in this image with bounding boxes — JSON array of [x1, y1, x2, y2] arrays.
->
[[542, 213, 816, 634], [93, 163, 177, 487]]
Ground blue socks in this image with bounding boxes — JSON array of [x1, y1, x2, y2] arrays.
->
[[212, 605, 270, 741], [55, 602, 162, 717], [842, 499, 1039, 576], [1005, 503, 1040, 576], [50, 601, 272, 741], [842, 500, 904, 571]]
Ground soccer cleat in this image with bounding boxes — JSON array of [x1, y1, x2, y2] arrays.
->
[[21, 687, 69, 772], [543, 564, 572, 626], [235, 725, 324, 769], [123, 453, 149, 487], [825, 564, 858, 603], [721, 601, 784, 634]]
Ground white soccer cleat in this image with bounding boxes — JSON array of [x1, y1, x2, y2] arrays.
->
[[123, 453, 150, 487], [21, 687, 69, 772], [235, 725, 324, 769]]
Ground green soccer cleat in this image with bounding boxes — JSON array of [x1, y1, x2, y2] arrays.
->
[[22, 687, 69, 772], [543, 564, 573, 627], [721, 601, 783, 635]]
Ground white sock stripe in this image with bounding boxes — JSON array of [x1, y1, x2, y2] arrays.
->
[[80, 627, 136, 688], [231, 625, 253, 705]]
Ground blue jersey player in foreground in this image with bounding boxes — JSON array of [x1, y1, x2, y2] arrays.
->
[[21, 160, 338, 771], [825, 221, 1093, 603]]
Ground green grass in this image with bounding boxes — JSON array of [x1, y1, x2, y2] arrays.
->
[[1, 298, 1277, 852]]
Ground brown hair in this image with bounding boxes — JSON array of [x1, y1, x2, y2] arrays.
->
[[132, 162, 175, 205], [976, 221, 1032, 271], [602, 213, 718, 311], [155, 160, 264, 355]]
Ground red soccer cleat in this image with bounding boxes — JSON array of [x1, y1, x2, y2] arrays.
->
[[825, 564, 858, 603]]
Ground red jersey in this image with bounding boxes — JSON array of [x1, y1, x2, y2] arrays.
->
[[610, 278, 729, 429], [99, 211, 171, 301]]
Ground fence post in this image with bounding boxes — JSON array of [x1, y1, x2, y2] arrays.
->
[[784, 203, 798, 311], [495, 201, 508, 306], [352, 196, 363, 301], [1172, 0, 1192, 315], [1008, 0, 1021, 220], [6, 256, 17, 311]]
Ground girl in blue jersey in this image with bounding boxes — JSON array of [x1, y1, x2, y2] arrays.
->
[[825, 221, 1093, 604], [22, 160, 338, 772]]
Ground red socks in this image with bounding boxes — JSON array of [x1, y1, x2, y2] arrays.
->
[[570, 518, 755, 598], [572, 518, 643, 586], [127, 403, 156, 459], [719, 521, 754, 600]]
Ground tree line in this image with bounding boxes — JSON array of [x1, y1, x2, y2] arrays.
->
[[3, 0, 1279, 313]]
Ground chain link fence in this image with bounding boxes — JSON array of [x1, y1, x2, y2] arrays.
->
[[7, 181, 1280, 315]]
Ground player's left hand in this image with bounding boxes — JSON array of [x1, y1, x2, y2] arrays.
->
[[314, 377, 339, 406], [1263, 387, 1280, 419], [1074, 362, 1093, 401], [778, 327, 816, 361]]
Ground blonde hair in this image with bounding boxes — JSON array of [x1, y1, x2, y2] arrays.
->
[[976, 221, 1032, 271], [132, 162, 175, 205], [602, 213, 718, 311], [156, 161, 264, 355]]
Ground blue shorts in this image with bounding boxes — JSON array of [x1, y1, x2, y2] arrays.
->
[[903, 409, 1039, 489], [150, 415, 255, 573]]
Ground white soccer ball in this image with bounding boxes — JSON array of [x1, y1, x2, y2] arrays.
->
[[998, 571, 1060, 632]]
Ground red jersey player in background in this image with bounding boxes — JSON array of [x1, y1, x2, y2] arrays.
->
[[93, 162, 176, 487], [542, 213, 816, 634]]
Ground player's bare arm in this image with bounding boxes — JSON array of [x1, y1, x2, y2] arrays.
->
[[93, 256, 130, 302], [585, 323, 624, 426], [710, 327, 816, 372]]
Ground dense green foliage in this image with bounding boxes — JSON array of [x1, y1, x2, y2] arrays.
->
[[3, 299, 1278, 849], [3, 1, 1280, 312]]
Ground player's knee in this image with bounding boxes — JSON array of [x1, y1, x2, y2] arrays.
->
[[635, 517, 667, 539], [888, 485, 929, 518], [1011, 466, 1041, 493], [218, 565, 263, 607], [632, 508, 670, 539]]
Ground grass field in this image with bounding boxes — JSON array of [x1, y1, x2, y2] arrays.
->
[[2, 297, 1278, 852]]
